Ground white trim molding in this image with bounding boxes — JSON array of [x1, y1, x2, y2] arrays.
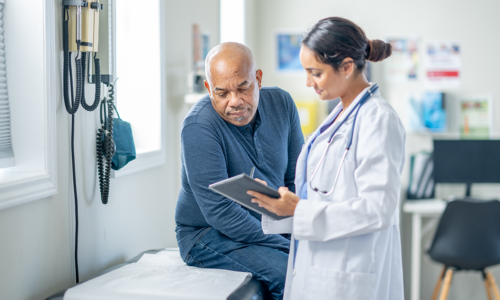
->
[[0, 0, 58, 211], [113, 150, 166, 178], [112, 0, 167, 178], [44, 0, 58, 192], [0, 173, 57, 210]]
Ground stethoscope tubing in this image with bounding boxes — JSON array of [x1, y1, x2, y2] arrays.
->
[[309, 84, 379, 196]]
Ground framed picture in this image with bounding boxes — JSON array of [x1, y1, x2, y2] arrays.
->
[[406, 92, 447, 133], [459, 95, 493, 139], [384, 36, 419, 83], [276, 31, 304, 72], [424, 40, 461, 89]]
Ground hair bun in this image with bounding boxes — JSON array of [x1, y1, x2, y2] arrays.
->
[[365, 39, 392, 62]]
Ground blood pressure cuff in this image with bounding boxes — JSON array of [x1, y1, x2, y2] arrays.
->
[[111, 118, 136, 170]]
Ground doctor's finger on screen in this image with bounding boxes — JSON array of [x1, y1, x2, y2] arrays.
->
[[247, 187, 298, 216]]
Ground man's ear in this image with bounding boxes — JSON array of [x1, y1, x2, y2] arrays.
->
[[256, 69, 263, 89], [204, 80, 211, 95]]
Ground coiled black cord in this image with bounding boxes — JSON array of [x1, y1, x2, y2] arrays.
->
[[96, 125, 105, 200], [63, 7, 102, 284], [64, 8, 81, 284], [64, 8, 80, 284], [63, 9, 82, 115], [80, 52, 101, 111], [70, 95, 79, 284], [97, 84, 115, 204]]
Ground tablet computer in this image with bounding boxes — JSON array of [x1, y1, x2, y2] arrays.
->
[[209, 174, 290, 221]]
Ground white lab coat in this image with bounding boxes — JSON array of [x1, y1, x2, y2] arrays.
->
[[262, 86, 405, 300]]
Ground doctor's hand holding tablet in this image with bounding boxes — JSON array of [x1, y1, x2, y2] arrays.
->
[[248, 17, 405, 300], [250, 178, 299, 217]]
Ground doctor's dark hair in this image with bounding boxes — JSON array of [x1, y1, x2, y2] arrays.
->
[[302, 17, 392, 73]]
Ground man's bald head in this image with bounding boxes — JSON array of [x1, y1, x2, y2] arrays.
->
[[203, 42, 263, 126], [205, 42, 257, 87]]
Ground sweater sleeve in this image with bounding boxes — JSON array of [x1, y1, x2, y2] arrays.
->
[[284, 93, 304, 192], [181, 123, 290, 252]]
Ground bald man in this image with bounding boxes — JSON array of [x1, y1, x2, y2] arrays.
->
[[175, 43, 303, 300]]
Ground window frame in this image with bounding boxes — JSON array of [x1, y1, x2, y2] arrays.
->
[[0, 0, 167, 210], [111, 0, 167, 178], [0, 0, 58, 211]]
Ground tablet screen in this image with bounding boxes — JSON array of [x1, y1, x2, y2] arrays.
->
[[209, 174, 290, 221]]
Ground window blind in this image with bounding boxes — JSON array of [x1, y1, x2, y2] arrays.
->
[[0, 0, 14, 169]]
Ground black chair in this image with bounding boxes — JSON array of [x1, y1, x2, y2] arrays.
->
[[427, 199, 500, 300]]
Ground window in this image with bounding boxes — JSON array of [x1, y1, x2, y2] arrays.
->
[[0, 0, 14, 169], [113, 0, 165, 177], [220, 0, 245, 44], [0, 0, 57, 210]]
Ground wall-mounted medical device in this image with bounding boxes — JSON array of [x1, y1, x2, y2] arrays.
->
[[65, 0, 103, 52], [63, 0, 102, 114], [61, 0, 116, 285], [92, 0, 114, 85], [62, 0, 134, 286]]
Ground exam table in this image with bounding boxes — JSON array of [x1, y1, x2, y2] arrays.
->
[[45, 249, 267, 300]]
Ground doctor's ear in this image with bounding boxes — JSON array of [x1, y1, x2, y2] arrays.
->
[[340, 58, 355, 79]]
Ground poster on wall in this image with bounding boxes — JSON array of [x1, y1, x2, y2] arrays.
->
[[460, 95, 493, 139], [384, 37, 419, 83], [276, 32, 304, 72], [295, 100, 319, 137], [424, 40, 461, 89], [406, 92, 446, 133]]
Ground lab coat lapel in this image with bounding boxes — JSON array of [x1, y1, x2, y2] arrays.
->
[[295, 101, 343, 197], [325, 87, 371, 135], [295, 86, 374, 197]]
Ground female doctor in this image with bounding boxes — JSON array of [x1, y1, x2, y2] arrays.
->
[[248, 17, 405, 300]]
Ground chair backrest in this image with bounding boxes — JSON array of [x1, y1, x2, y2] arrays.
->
[[428, 199, 500, 270]]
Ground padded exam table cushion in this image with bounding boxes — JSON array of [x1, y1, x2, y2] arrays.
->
[[45, 249, 265, 300]]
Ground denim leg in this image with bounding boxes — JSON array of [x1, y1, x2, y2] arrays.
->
[[187, 228, 288, 300]]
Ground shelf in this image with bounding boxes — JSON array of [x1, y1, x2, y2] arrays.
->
[[406, 131, 461, 139], [403, 199, 446, 214]]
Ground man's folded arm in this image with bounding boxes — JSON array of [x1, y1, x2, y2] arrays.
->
[[181, 123, 290, 251]]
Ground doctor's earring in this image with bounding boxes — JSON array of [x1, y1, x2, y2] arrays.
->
[[346, 75, 350, 79]]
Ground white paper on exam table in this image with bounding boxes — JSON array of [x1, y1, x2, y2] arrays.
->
[[64, 250, 252, 300]]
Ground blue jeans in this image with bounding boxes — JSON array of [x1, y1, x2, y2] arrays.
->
[[186, 227, 289, 300]]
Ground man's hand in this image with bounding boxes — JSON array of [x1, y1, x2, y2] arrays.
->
[[247, 184, 300, 217]]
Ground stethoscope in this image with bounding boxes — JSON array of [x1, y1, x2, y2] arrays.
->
[[308, 84, 379, 196]]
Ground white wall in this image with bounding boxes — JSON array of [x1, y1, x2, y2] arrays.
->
[[4, 0, 499, 299], [244, 0, 256, 52], [0, 1, 219, 299], [163, 0, 220, 240], [248, 0, 500, 299]]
